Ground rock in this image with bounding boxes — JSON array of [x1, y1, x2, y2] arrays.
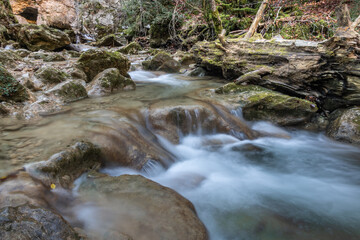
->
[[76, 49, 130, 82], [0, 0, 17, 28], [69, 68, 87, 81], [87, 68, 135, 97], [0, 25, 8, 47], [14, 48, 31, 57], [142, 52, 181, 73], [94, 34, 125, 47], [43, 53, 66, 62], [327, 107, 360, 145], [188, 67, 207, 77], [0, 204, 80, 240], [48, 80, 88, 103], [35, 67, 68, 84], [16, 24, 70, 51], [149, 21, 170, 48], [118, 42, 142, 54], [216, 84, 318, 126], [78, 174, 208, 240], [0, 49, 22, 68], [26, 142, 102, 188], [0, 65, 29, 102]]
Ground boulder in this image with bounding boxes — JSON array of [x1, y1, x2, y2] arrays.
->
[[327, 107, 360, 145], [87, 68, 135, 97], [48, 80, 88, 102], [142, 52, 181, 73], [0, 65, 29, 102], [149, 21, 170, 48], [0, 0, 17, 28], [216, 84, 318, 126], [43, 53, 66, 62], [16, 24, 70, 51], [35, 67, 68, 84], [94, 34, 125, 47], [118, 42, 142, 54], [0, 204, 80, 240], [77, 174, 208, 240], [26, 142, 102, 188], [0, 49, 22, 68], [76, 49, 130, 82]]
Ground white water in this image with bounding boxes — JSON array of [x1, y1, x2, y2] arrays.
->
[[130, 70, 190, 86], [100, 125, 360, 239]]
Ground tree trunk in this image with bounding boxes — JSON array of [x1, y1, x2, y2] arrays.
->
[[203, 0, 223, 37], [244, 0, 268, 40]]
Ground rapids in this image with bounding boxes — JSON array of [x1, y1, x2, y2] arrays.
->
[[1, 70, 360, 240]]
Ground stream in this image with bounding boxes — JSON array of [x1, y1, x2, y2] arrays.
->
[[1, 69, 360, 240]]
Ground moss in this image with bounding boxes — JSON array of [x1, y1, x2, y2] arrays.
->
[[36, 67, 68, 84], [118, 41, 142, 54], [0, 65, 29, 102], [58, 82, 88, 102]]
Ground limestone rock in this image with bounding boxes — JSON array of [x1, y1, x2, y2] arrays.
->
[[216, 84, 318, 126], [87, 68, 135, 97], [0, 204, 80, 240], [77, 174, 208, 240], [0, 65, 29, 102], [94, 34, 126, 47], [76, 49, 130, 82], [48, 80, 88, 103], [118, 42, 142, 54], [35, 67, 67, 84], [327, 107, 360, 145], [142, 52, 181, 73], [17, 24, 70, 51], [26, 142, 102, 188]]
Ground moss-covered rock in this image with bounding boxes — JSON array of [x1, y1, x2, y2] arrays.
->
[[327, 107, 360, 145], [26, 142, 102, 188], [16, 24, 70, 51], [76, 49, 130, 82], [0, 50, 22, 68], [35, 67, 67, 84], [216, 83, 318, 126], [142, 52, 181, 73], [50, 80, 88, 103], [0, 65, 29, 102], [94, 34, 126, 47], [87, 68, 135, 97], [150, 21, 170, 48], [118, 42, 142, 54], [43, 53, 66, 62], [0, 0, 17, 28]]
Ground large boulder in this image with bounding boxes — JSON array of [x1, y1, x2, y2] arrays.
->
[[16, 24, 70, 51], [142, 52, 181, 73], [0, 204, 80, 240], [216, 84, 318, 126], [0, 65, 29, 102], [118, 41, 142, 54], [76, 49, 130, 82], [77, 174, 208, 240], [327, 107, 360, 145], [87, 68, 135, 97], [26, 141, 102, 188], [94, 34, 126, 47]]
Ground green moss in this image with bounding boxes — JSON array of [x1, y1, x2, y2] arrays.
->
[[118, 41, 142, 54], [36, 67, 68, 84], [58, 82, 88, 102], [0, 65, 29, 102]]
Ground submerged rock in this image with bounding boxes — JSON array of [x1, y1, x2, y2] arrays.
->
[[0, 204, 80, 240], [78, 174, 208, 240], [327, 107, 360, 145], [26, 142, 102, 188], [216, 84, 318, 126], [16, 24, 70, 51], [76, 49, 130, 82], [142, 52, 181, 73], [87, 68, 135, 97], [118, 42, 142, 54], [0, 65, 29, 102], [35, 67, 68, 84]]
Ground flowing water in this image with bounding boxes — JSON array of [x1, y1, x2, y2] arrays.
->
[[1, 70, 360, 240]]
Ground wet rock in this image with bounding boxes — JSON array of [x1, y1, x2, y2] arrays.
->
[[69, 68, 87, 81], [216, 84, 318, 126], [118, 42, 142, 54], [16, 24, 70, 51], [188, 67, 207, 77], [94, 34, 125, 47], [35, 67, 68, 84], [48, 80, 88, 103], [87, 68, 135, 97], [26, 142, 102, 188], [327, 107, 360, 145], [0, 65, 29, 102], [142, 52, 181, 73], [76, 49, 130, 82], [0, 204, 80, 240], [78, 174, 208, 240], [43, 53, 66, 62]]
